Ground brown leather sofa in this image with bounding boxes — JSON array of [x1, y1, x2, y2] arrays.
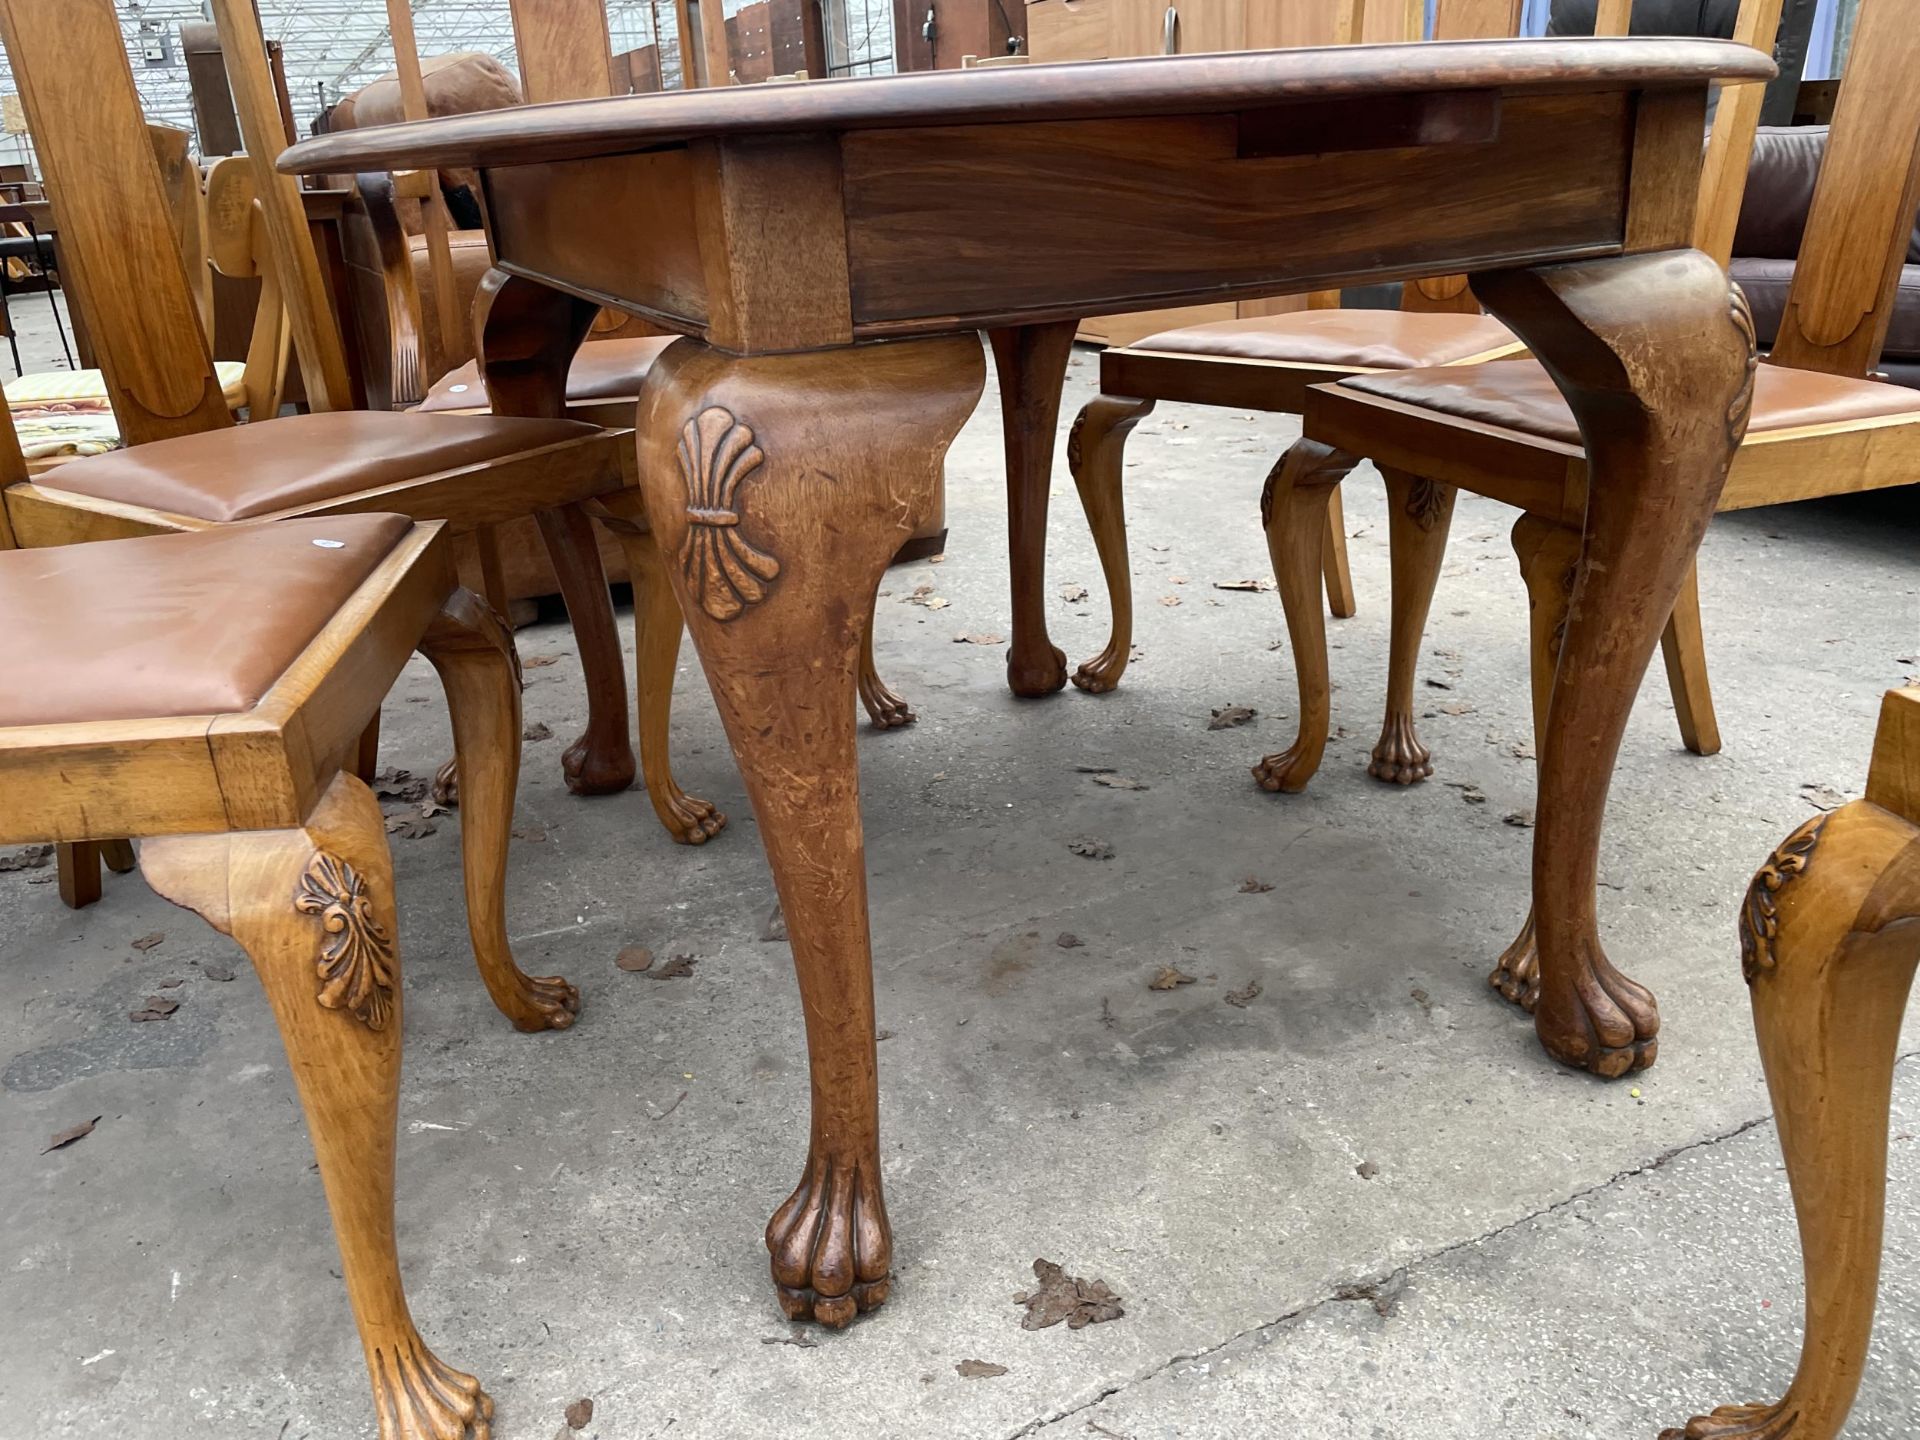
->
[[1732, 125, 1920, 388]]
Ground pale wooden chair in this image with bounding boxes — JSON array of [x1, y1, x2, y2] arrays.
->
[[1660, 686, 1920, 1440], [0, 0, 665, 906], [1303, 0, 1920, 1007], [1058, 0, 1514, 780], [0, 385, 562, 1433]]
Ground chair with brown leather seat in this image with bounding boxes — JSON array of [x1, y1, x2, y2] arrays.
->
[[1299, 0, 1920, 1008], [0, 356, 563, 1431], [0, 0, 702, 901]]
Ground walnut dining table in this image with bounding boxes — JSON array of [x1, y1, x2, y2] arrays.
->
[[283, 38, 1774, 1328]]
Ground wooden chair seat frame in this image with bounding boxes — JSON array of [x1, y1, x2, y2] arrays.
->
[[2, 517, 576, 1440]]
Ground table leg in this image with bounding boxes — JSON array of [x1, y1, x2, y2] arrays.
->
[[989, 320, 1077, 698], [634, 333, 985, 1325], [475, 269, 637, 796], [1475, 251, 1754, 1076]]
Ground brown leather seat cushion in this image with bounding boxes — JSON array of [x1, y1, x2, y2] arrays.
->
[[417, 335, 679, 413], [41, 409, 598, 523], [1132, 311, 1519, 370], [1342, 357, 1920, 445], [0, 514, 413, 728]]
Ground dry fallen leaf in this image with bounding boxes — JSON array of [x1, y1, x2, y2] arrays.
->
[[760, 1328, 818, 1349], [1148, 965, 1196, 991], [1067, 836, 1114, 860], [616, 945, 655, 973], [386, 813, 438, 840], [1207, 705, 1257, 730], [372, 768, 427, 804], [1212, 578, 1274, 593], [130, 932, 165, 952], [201, 964, 236, 983], [523, 654, 562, 668], [1238, 877, 1274, 894], [651, 955, 697, 980], [513, 824, 549, 843], [522, 721, 553, 742], [1225, 979, 1263, 1008], [1015, 1258, 1125, 1331], [1356, 1159, 1380, 1180], [1169, 575, 1189, 584], [129, 995, 180, 1022], [1060, 584, 1090, 603], [43, 1116, 101, 1153], [564, 1397, 594, 1430], [956, 1360, 1008, 1379], [1424, 676, 1454, 690], [1503, 809, 1535, 829], [1092, 774, 1149, 791], [953, 632, 1006, 646], [1056, 932, 1085, 949], [1801, 782, 1848, 812], [155, 977, 185, 990], [1445, 782, 1487, 806], [1436, 700, 1475, 716], [0, 844, 53, 873], [1158, 595, 1182, 607]]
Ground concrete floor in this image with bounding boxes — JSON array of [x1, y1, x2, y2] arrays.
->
[[2, 305, 1917, 1439]]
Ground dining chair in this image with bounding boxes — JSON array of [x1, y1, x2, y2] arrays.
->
[[1302, 0, 1917, 1007], [0, 358, 563, 1431], [0, 0, 681, 904], [1661, 685, 1920, 1440], [1055, 0, 1520, 785]]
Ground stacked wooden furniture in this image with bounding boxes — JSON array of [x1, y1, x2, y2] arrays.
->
[[1661, 686, 1920, 1440], [1302, 0, 1920, 1007], [1026, 0, 1420, 345], [0, 0, 673, 908]]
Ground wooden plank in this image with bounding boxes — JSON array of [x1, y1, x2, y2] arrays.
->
[[1867, 689, 1920, 825], [510, 0, 617, 102]]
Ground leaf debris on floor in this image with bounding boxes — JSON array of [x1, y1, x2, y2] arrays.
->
[[1239, 876, 1274, 893], [522, 721, 553, 742], [1148, 965, 1196, 991], [563, 1397, 594, 1429], [615, 945, 654, 973], [1016, 1258, 1125, 1330], [1056, 932, 1084, 949], [760, 1329, 818, 1349], [650, 955, 697, 980], [372, 768, 427, 804], [956, 1359, 1008, 1379], [1503, 809, 1535, 829], [129, 995, 179, 1022], [43, 1116, 101, 1154], [0, 844, 52, 873], [130, 931, 165, 952], [1092, 774, 1149, 791], [761, 901, 787, 941], [1207, 705, 1257, 730], [1225, 979, 1263, 1008], [1068, 836, 1114, 860]]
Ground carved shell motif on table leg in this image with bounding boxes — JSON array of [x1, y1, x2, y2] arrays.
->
[[678, 406, 780, 622], [1403, 476, 1450, 532], [296, 852, 396, 1031], [1739, 813, 1827, 984]]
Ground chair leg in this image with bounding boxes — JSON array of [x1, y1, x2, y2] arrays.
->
[[1661, 801, 1920, 1440], [1065, 393, 1153, 694], [1661, 559, 1722, 757], [989, 320, 1077, 699], [421, 589, 581, 1031], [600, 517, 728, 845], [139, 773, 493, 1440], [1487, 512, 1584, 1012], [56, 841, 102, 908], [1369, 469, 1455, 785], [99, 838, 136, 873], [534, 504, 638, 797], [858, 583, 915, 730], [1251, 440, 1359, 794], [1322, 488, 1357, 620], [354, 712, 382, 784]]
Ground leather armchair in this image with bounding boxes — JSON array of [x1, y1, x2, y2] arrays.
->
[[1732, 125, 1920, 387]]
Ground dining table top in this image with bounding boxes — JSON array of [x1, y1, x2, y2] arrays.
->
[[278, 38, 1774, 175]]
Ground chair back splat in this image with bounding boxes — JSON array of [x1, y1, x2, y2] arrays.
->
[[511, 0, 619, 102], [0, 0, 230, 443], [208, 0, 360, 411], [1769, 0, 1920, 377]]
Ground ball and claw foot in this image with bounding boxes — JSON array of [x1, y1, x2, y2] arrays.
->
[[1368, 712, 1433, 785], [501, 971, 582, 1033], [1488, 914, 1541, 1012], [766, 1151, 893, 1328], [561, 732, 638, 798], [430, 758, 460, 810], [1251, 741, 1318, 794], [1536, 932, 1659, 1078], [651, 782, 727, 845], [859, 671, 916, 730], [1007, 643, 1069, 699], [370, 1336, 492, 1440], [1658, 1401, 1795, 1439], [1071, 641, 1128, 695]]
